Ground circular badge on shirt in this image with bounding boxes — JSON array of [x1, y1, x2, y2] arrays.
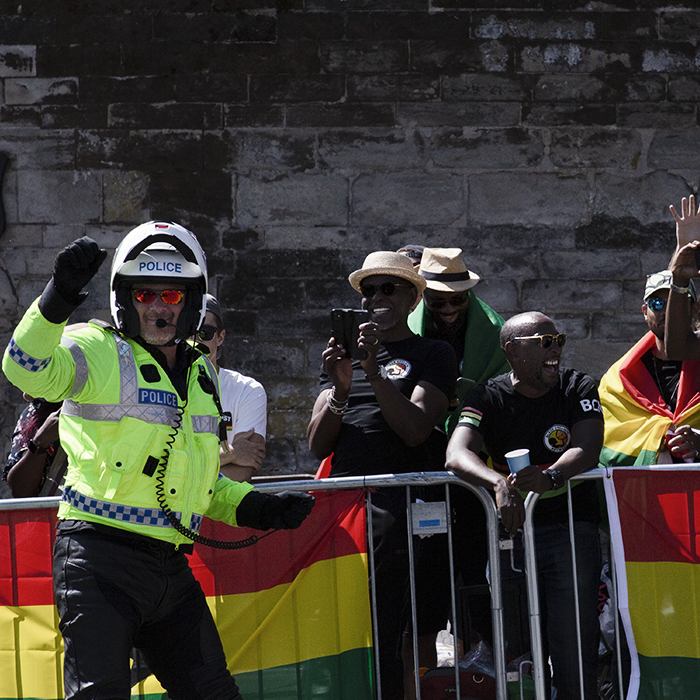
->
[[544, 424, 570, 453], [385, 359, 411, 379]]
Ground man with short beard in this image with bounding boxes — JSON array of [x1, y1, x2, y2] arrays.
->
[[402, 247, 509, 676], [446, 312, 603, 700], [407, 247, 508, 434]]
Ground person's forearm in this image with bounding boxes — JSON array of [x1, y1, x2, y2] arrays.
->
[[307, 391, 343, 460], [549, 447, 598, 481], [6, 452, 45, 497], [369, 378, 446, 446], [665, 283, 697, 359], [446, 446, 503, 491]]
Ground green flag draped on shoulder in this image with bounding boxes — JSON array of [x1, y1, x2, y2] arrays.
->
[[408, 291, 509, 434]]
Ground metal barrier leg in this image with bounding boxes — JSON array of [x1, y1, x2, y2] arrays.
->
[[444, 484, 462, 700], [366, 489, 382, 700], [609, 537, 625, 700], [523, 493, 547, 700], [566, 483, 586, 700], [406, 484, 422, 700]]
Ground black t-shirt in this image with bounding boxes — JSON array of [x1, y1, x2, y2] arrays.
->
[[457, 367, 603, 525], [640, 349, 682, 412], [321, 334, 458, 478]]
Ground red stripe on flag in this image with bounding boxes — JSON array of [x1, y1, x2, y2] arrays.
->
[[189, 490, 367, 597], [614, 469, 700, 563], [0, 490, 367, 606], [0, 508, 57, 606]]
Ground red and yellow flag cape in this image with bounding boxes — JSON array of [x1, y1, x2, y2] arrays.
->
[[0, 490, 373, 700], [599, 332, 700, 467]]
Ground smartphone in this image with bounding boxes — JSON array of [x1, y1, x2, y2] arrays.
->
[[330, 308, 370, 360]]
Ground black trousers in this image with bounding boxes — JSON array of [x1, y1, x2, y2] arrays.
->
[[53, 525, 243, 700]]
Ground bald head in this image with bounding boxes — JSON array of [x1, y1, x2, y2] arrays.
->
[[500, 312, 553, 350]]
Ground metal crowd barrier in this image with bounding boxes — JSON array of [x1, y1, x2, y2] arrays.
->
[[260, 470, 625, 700], [1, 470, 624, 700]]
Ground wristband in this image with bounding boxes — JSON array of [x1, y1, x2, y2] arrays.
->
[[670, 282, 690, 295], [27, 438, 47, 455]]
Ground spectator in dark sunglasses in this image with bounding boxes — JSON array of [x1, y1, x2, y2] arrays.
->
[[448, 311, 604, 700], [599, 253, 700, 467], [307, 251, 458, 700], [195, 294, 267, 482], [408, 248, 509, 433], [396, 248, 510, 684]]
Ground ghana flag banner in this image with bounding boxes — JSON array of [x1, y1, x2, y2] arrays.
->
[[604, 467, 700, 700], [0, 489, 374, 700]]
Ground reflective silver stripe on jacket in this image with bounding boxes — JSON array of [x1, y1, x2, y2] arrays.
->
[[6, 338, 51, 372], [61, 333, 178, 425], [192, 415, 219, 435], [61, 336, 89, 397], [62, 486, 203, 532]]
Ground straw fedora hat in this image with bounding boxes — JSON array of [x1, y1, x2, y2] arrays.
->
[[418, 247, 480, 292], [348, 251, 427, 294]]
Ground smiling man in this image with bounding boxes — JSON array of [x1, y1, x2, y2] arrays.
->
[[307, 250, 457, 700], [446, 311, 603, 700], [407, 247, 508, 434], [2, 222, 313, 700]]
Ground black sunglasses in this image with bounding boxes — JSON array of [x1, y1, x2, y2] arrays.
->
[[423, 291, 469, 309], [513, 333, 567, 349], [360, 282, 412, 298], [196, 325, 219, 342]]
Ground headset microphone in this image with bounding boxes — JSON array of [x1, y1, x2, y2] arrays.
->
[[154, 317, 183, 346]]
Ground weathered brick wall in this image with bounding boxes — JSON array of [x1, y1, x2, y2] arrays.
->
[[0, 1, 699, 490]]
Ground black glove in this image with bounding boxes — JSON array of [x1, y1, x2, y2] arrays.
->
[[237, 491, 315, 531], [53, 237, 107, 304], [39, 237, 108, 324]]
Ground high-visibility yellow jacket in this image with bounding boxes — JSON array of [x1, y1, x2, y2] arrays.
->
[[2, 299, 253, 546]]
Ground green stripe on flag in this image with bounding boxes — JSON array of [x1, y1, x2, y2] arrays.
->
[[637, 654, 700, 700], [235, 647, 375, 700]]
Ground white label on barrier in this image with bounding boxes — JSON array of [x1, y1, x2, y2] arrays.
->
[[410, 500, 448, 535]]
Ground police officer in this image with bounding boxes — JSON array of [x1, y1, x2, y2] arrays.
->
[[2, 222, 314, 700]]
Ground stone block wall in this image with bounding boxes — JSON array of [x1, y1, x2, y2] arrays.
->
[[0, 0, 699, 486]]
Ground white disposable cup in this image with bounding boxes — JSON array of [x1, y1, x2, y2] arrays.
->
[[505, 448, 530, 474]]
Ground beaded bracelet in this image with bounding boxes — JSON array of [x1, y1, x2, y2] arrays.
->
[[326, 387, 348, 415]]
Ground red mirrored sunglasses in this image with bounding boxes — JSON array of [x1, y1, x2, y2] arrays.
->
[[133, 289, 185, 305]]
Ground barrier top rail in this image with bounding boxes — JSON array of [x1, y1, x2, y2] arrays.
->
[[5, 464, 694, 511]]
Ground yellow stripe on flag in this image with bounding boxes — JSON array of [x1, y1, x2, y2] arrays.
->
[[627, 560, 700, 659], [0, 605, 63, 699], [134, 552, 372, 697], [216, 552, 370, 672]]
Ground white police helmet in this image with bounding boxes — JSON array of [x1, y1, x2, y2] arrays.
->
[[110, 221, 208, 339]]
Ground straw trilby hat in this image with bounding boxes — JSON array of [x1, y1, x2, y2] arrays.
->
[[348, 251, 427, 294], [419, 247, 480, 292]]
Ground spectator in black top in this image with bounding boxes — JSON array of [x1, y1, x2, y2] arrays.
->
[[307, 251, 457, 700], [446, 312, 603, 700]]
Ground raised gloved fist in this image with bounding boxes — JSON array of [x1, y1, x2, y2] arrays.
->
[[53, 236, 108, 303], [237, 490, 315, 531]]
